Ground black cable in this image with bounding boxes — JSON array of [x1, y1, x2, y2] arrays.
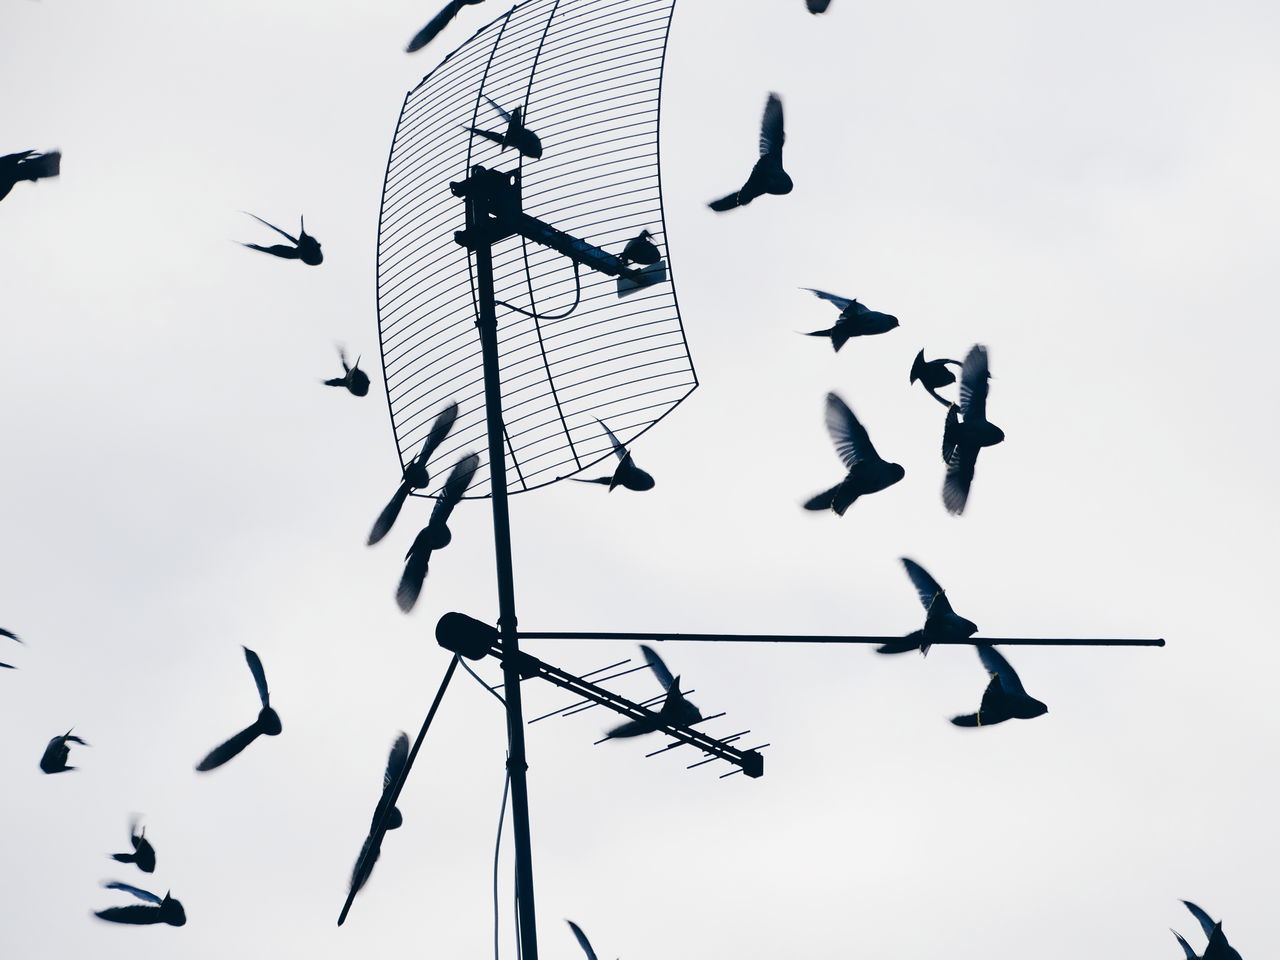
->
[[492, 767, 512, 960], [496, 257, 582, 321]]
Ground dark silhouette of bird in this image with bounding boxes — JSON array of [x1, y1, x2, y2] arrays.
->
[[803, 392, 904, 515], [323, 346, 370, 397], [241, 212, 323, 265], [1175, 902, 1244, 960], [801, 289, 899, 350], [396, 452, 480, 612], [568, 920, 602, 960], [941, 344, 1004, 515], [39, 729, 87, 773], [879, 557, 977, 655], [950, 645, 1047, 727], [618, 229, 661, 266], [109, 817, 156, 874], [574, 418, 655, 492], [406, 0, 485, 52], [0, 626, 20, 669], [342, 732, 410, 919], [0, 149, 60, 204], [94, 882, 186, 927], [708, 93, 792, 211], [368, 401, 460, 545], [807, 0, 833, 11], [910, 350, 962, 408], [606, 644, 702, 739], [464, 97, 543, 159], [195, 647, 281, 772]]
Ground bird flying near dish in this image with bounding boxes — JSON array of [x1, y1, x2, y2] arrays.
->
[[950, 645, 1047, 727], [941, 344, 1004, 516], [879, 557, 977, 655], [1175, 901, 1245, 960], [801, 289, 899, 351], [606, 644, 702, 739], [195, 647, 281, 771], [465, 97, 543, 159], [368, 401, 459, 545], [910, 350, 962, 407], [344, 732, 411, 915], [0, 149, 60, 204], [323, 346, 370, 397], [406, 0, 486, 52], [574, 418, 655, 492], [94, 882, 186, 927], [708, 92, 792, 211], [397, 453, 480, 613], [618, 229, 661, 266], [240, 212, 323, 265], [803, 392, 904, 515], [110, 817, 156, 874], [39, 729, 87, 773]]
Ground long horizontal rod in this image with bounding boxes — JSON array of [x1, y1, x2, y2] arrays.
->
[[518, 632, 1165, 647]]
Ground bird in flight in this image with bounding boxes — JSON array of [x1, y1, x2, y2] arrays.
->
[[618, 229, 661, 266], [323, 346, 370, 397], [708, 93, 792, 211], [195, 647, 282, 771], [94, 882, 186, 927], [575, 418, 655, 492], [342, 732, 411, 921], [950, 645, 1047, 727], [0, 626, 21, 669], [804, 392, 904, 515], [110, 817, 157, 874], [465, 97, 543, 159], [606, 644, 702, 739], [879, 557, 977, 655], [368, 401, 460, 545], [800, 289, 899, 350], [240, 212, 323, 265], [397, 452, 480, 612], [941, 344, 1004, 515], [406, 0, 485, 52], [39, 729, 88, 773], [0, 149, 60, 204], [910, 350, 962, 407], [1173, 901, 1244, 960]]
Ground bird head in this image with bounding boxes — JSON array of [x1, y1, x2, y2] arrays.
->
[[425, 523, 452, 550], [258, 706, 283, 736]]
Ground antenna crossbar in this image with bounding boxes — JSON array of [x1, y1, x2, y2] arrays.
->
[[518, 631, 1166, 647]]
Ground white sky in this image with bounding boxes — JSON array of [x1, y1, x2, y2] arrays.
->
[[1, 1, 1277, 958]]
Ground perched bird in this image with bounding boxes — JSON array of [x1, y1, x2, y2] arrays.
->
[[241, 212, 323, 265], [708, 93, 792, 211], [879, 557, 977, 655], [606, 644, 702, 739], [110, 817, 156, 874], [1175, 901, 1244, 960], [807, 0, 833, 11], [343, 732, 411, 918], [368, 401, 460, 545], [801, 289, 899, 350], [464, 97, 543, 159], [396, 452, 480, 613], [568, 920, 601, 960], [40, 729, 88, 773], [574, 418, 654, 492], [323, 346, 370, 397], [803, 392, 904, 515], [618, 229, 661, 266], [0, 626, 20, 669], [195, 647, 281, 772], [950, 645, 1047, 727], [406, 0, 485, 52], [94, 882, 186, 927], [941, 344, 1004, 515], [910, 350, 962, 407], [0, 149, 61, 204]]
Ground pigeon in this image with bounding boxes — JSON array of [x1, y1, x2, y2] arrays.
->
[[396, 452, 480, 613], [910, 350, 962, 407], [406, 0, 485, 52], [708, 92, 792, 211], [803, 392, 904, 515], [39, 729, 88, 773], [807, 0, 833, 11], [464, 97, 543, 159], [879, 558, 978, 655], [801, 289, 899, 350], [950, 645, 1047, 727], [941, 344, 1004, 515], [343, 732, 411, 916], [618, 229, 661, 266], [568, 920, 601, 960], [1176, 902, 1244, 960], [0, 626, 20, 669], [241, 212, 323, 265], [110, 817, 156, 874], [195, 647, 281, 772], [323, 346, 370, 397], [94, 882, 186, 927], [368, 401, 460, 545], [0, 149, 61, 204], [574, 418, 654, 492], [606, 644, 702, 738]]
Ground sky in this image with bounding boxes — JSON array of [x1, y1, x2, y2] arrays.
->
[[1, 1, 1278, 958]]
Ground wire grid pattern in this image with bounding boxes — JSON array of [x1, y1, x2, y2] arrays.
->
[[377, 0, 693, 499]]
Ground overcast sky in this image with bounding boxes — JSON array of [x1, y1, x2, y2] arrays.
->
[[2, 1, 1277, 958]]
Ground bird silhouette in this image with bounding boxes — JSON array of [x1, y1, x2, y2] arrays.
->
[[708, 92, 792, 211], [950, 645, 1047, 727], [0, 149, 60, 204], [0, 626, 20, 669], [368, 401, 460, 545], [345, 732, 410, 912], [464, 97, 543, 159], [1175, 902, 1244, 960], [323, 346, 370, 397], [406, 0, 485, 52], [606, 644, 702, 739], [195, 647, 281, 772], [910, 350, 962, 408], [396, 452, 480, 613], [109, 817, 156, 874], [568, 920, 603, 960], [804, 392, 904, 515], [94, 882, 186, 926], [941, 344, 1004, 515], [40, 729, 88, 773], [574, 418, 654, 492], [618, 229, 661, 266], [879, 557, 977, 655], [801, 289, 899, 350], [241, 212, 323, 265]]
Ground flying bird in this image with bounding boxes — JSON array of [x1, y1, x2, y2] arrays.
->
[[708, 92, 792, 211], [606, 644, 702, 739], [241, 212, 323, 265], [368, 401, 460, 545], [344, 732, 411, 916], [804, 392, 904, 515], [110, 817, 156, 874], [879, 557, 978, 655], [1175, 901, 1244, 960], [0, 149, 60, 204], [39, 729, 87, 773], [568, 920, 601, 960], [950, 645, 1047, 727], [94, 882, 186, 927], [941, 344, 1004, 515], [0, 626, 20, 669], [574, 418, 654, 492], [396, 452, 480, 613], [800, 289, 899, 350], [406, 0, 485, 52], [910, 350, 962, 407], [464, 97, 543, 159], [195, 647, 281, 772], [618, 229, 661, 266], [323, 346, 370, 397]]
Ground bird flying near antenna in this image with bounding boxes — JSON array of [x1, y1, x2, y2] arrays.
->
[[708, 93, 792, 211], [950, 645, 1047, 727], [195, 647, 282, 771], [803, 392, 904, 515], [465, 97, 543, 159], [574, 418, 654, 492], [94, 882, 186, 927], [606, 644, 702, 738], [323, 346, 370, 397], [878, 558, 977, 656], [800, 289, 899, 351], [941, 344, 1004, 516], [39, 729, 87, 773], [240, 212, 323, 265], [368, 401, 459, 545], [397, 453, 480, 613], [910, 350, 962, 408], [344, 732, 410, 913]]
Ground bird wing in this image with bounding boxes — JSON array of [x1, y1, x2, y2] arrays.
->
[[958, 343, 990, 421], [245, 212, 297, 244], [640, 644, 676, 690], [1171, 930, 1198, 960], [824, 392, 879, 468], [94, 905, 161, 925], [405, 0, 467, 52], [396, 530, 435, 613], [383, 732, 410, 792], [243, 646, 270, 707], [595, 418, 627, 462], [0, 627, 20, 642], [369, 482, 412, 546], [567, 920, 600, 960], [195, 722, 263, 771], [941, 403, 960, 463], [484, 96, 514, 123], [1182, 902, 1216, 941], [900, 558, 945, 612], [977, 645, 1027, 696], [420, 400, 460, 463], [428, 452, 480, 528], [804, 287, 853, 311], [759, 92, 785, 155], [349, 833, 383, 896], [104, 881, 162, 904], [943, 442, 978, 516]]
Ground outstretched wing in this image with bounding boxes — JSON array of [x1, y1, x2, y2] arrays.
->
[[824, 392, 879, 468], [759, 92, 785, 156], [383, 732, 410, 792], [428, 453, 480, 528], [977, 645, 1026, 696], [567, 920, 600, 960], [958, 344, 990, 421], [369, 483, 412, 546], [1171, 929, 1198, 960], [245, 212, 298, 244], [243, 646, 270, 708], [1182, 901, 1217, 941], [484, 96, 514, 123], [595, 418, 627, 462], [94, 905, 161, 925], [405, 0, 467, 52], [0, 627, 21, 642], [804, 287, 853, 311], [640, 644, 676, 690], [420, 400, 460, 463], [943, 442, 978, 516], [900, 558, 945, 612], [104, 881, 162, 904], [195, 723, 262, 771]]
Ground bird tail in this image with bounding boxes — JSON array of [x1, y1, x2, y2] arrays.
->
[[707, 192, 742, 212], [22, 150, 61, 182], [950, 713, 981, 727], [111, 853, 137, 864], [802, 484, 840, 512]]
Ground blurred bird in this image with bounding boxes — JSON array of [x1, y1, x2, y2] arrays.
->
[[39, 729, 87, 773], [804, 392, 904, 515], [241, 212, 323, 265], [801, 289, 899, 350], [396, 453, 480, 612], [0, 626, 20, 669], [368, 401, 460, 545], [109, 817, 156, 874], [464, 97, 543, 159], [950, 645, 1047, 727], [574, 418, 654, 492], [910, 350, 962, 407], [1176, 902, 1244, 960], [195, 647, 281, 772], [941, 344, 1004, 515], [94, 882, 186, 927], [0, 149, 61, 204], [323, 346, 370, 397], [879, 557, 977, 655], [406, 0, 485, 52], [618, 229, 661, 266], [343, 732, 410, 916], [606, 644, 702, 739], [568, 920, 602, 960], [807, 0, 833, 10], [708, 92, 792, 211]]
